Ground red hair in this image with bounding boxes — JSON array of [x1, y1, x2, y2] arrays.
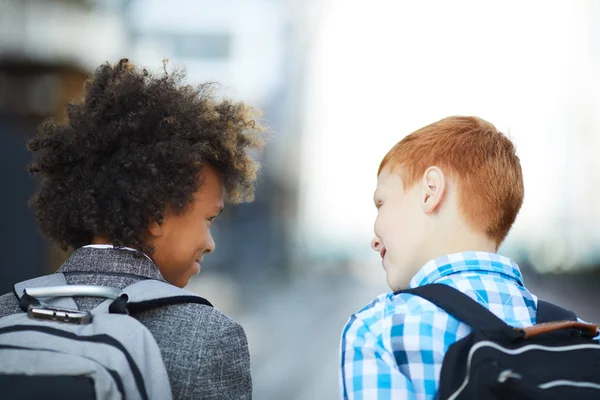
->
[[379, 116, 524, 246]]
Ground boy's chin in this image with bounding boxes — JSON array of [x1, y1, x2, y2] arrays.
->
[[386, 271, 411, 292]]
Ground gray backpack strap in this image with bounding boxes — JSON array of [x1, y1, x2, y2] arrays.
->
[[93, 280, 213, 315], [14, 273, 79, 310]]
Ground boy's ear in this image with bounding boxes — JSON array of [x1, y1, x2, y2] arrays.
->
[[148, 220, 164, 238], [421, 166, 446, 214]]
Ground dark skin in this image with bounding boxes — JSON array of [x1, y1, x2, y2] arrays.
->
[[94, 164, 224, 288]]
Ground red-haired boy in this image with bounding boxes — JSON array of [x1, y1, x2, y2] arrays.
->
[[340, 116, 531, 399]]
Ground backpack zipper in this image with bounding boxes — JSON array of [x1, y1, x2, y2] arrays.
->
[[539, 380, 600, 390]]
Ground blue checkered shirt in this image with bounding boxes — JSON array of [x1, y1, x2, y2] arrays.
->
[[340, 251, 539, 400]]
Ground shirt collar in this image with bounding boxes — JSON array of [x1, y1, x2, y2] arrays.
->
[[58, 245, 166, 282], [408, 251, 524, 289], [81, 244, 154, 262]]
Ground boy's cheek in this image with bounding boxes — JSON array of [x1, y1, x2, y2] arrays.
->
[[374, 211, 388, 232], [373, 218, 382, 238]]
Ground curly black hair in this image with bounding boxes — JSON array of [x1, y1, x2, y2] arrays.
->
[[28, 58, 267, 253]]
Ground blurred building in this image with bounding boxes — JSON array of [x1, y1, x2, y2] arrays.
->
[[0, 0, 128, 293], [0, 0, 307, 293]]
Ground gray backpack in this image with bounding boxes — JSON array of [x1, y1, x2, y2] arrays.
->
[[0, 273, 213, 400]]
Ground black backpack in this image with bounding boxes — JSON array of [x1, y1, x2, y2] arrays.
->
[[399, 283, 600, 400]]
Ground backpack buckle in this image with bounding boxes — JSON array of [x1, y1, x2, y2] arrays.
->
[[27, 306, 93, 325], [497, 369, 522, 383]]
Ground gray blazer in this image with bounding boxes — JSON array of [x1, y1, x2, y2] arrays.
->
[[0, 247, 252, 400]]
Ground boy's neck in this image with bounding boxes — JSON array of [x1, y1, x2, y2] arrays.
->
[[424, 223, 497, 264], [92, 236, 112, 245], [436, 237, 496, 257]]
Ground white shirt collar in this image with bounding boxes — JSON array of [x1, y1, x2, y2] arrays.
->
[[82, 244, 153, 263]]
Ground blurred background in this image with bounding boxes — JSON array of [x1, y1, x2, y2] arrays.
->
[[1, 0, 599, 398]]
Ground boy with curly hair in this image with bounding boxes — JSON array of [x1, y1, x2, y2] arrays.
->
[[340, 116, 532, 399], [0, 59, 267, 399]]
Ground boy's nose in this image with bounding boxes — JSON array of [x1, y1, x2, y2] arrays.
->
[[371, 237, 382, 252], [205, 231, 215, 254]]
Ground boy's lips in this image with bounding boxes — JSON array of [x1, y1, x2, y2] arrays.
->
[[380, 248, 386, 259]]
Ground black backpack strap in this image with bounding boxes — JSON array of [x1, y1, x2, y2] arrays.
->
[[109, 295, 213, 315], [397, 284, 521, 340], [93, 280, 213, 315], [536, 300, 577, 323]]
